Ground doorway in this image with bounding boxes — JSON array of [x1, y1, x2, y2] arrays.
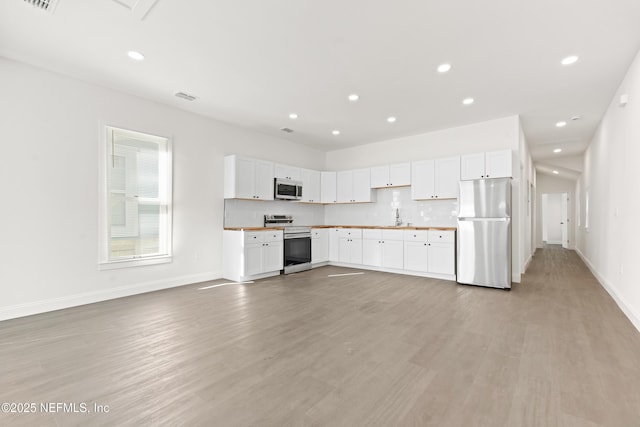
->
[[541, 192, 569, 248]]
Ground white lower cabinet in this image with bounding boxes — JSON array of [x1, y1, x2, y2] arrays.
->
[[223, 230, 283, 281], [311, 228, 329, 264], [403, 230, 455, 276], [338, 229, 363, 264], [363, 229, 403, 269]]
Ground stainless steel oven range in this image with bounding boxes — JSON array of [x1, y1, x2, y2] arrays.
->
[[264, 214, 311, 274]]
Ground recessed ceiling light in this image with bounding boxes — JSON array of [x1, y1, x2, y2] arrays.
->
[[553, 170, 559, 174], [462, 98, 474, 105], [561, 55, 579, 66], [348, 94, 359, 102], [387, 117, 397, 123], [289, 113, 298, 119], [556, 121, 567, 127], [553, 148, 562, 153], [332, 130, 340, 135], [437, 63, 452, 73], [127, 51, 145, 61]]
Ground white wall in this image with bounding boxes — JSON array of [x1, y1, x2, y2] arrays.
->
[[536, 174, 576, 248], [0, 58, 324, 320], [325, 116, 520, 170], [576, 47, 640, 331]]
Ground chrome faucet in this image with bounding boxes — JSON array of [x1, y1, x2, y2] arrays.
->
[[395, 208, 402, 226]]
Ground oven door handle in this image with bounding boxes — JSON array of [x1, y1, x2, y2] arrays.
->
[[284, 234, 312, 239]]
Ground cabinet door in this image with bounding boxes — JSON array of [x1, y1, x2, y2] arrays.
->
[[428, 242, 455, 275], [339, 238, 351, 262], [349, 239, 363, 264], [362, 239, 382, 267], [245, 243, 263, 276], [321, 171, 337, 204], [389, 163, 411, 187], [235, 157, 256, 199], [336, 171, 353, 203], [382, 240, 404, 269], [311, 229, 329, 263], [485, 150, 512, 178], [352, 169, 372, 202], [254, 160, 274, 200], [274, 164, 301, 180], [411, 159, 435, 200], [263, 241, 283, 272], [370, 166, 390, 188], [460, 153, 486, 180], [435, 156, 460, 198], [301, 169, 321, 203], [329, 228, 340, 261], [404, 241, 428, 272]]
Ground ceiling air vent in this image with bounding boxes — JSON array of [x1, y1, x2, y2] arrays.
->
[[24, 0, 58, 13], [280, 127, 294, 133], [174, 92, 197, 102]]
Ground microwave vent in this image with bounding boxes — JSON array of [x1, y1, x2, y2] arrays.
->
[[24, 0, 58, 13]]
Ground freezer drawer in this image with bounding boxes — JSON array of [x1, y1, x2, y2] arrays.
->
[[457, 218, 511, 289]]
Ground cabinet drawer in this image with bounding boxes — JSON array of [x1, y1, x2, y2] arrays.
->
[[338, 228, 362, 239], [264, 230, 283, 242], [382, 229, 404, 241], [428, 230, 455, 243], [403, 230, 430, 242], [362, 229, 382, 240], [244, 231, 265, 244]]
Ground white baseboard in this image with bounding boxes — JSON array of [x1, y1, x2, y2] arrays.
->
[[575, 248, 640, 333], [0, 271, 221, 322]]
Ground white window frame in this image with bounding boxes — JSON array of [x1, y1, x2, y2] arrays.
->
[[98, 124, 173, 270]]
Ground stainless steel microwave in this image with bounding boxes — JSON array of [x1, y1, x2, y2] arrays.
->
[[274, 178, 302, 200]]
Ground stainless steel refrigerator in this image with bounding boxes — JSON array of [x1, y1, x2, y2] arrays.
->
[[457, 178, 511, 289]]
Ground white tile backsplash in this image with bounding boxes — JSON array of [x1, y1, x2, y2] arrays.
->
[[324, 187, 458, 227], [224, 199, 325, 227], [225, 187, 458, 228]]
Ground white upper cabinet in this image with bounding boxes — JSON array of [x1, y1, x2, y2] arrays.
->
[[461, 149, 512, 180], [274, 163, 302, 181], [370, 163, 411, 188], [300, 169, 321, 203], [411, 156, 460, 200], [321, 171, 337, 204], [337, 169, 375, 203], [224, 155, 274, 200]]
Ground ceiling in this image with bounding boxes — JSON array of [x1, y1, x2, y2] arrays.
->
[[2, 0, 640, 162]]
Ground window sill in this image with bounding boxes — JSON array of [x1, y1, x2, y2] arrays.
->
[[99, 255, 172, 270]]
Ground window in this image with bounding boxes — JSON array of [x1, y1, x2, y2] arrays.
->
[[100, 126, 172, 268]]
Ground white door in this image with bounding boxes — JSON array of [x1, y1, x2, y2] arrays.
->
[[263, 241, 283, 272], [362, 239, 382, 266], [411, 159, 435, 200], [245, 243, 263, 276], [404, 241, 428, 272], [321, 171, 337, 204], [328, 228, 340, 261], [254, 160, 274, 200], [336, 171, 353, 203], [382, 240, 404, 269], [349, 239, 363, 264], [561, 193, 569, 249], [235, 157, 256, 199], [389, 163, 411, 187], [485, 149, 512, 178], [428, 242, 455, 275], [352, 169, 372, 202], [370, 165, 390, 188], [339, 238, 351, 262], [460, 152, 486, 180], [301, 169, 321, 203], [435, 156, 460, 198], [543, 193, 564, 245]]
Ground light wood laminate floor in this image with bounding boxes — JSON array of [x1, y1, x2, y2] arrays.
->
[[2, 246, 640, 426]]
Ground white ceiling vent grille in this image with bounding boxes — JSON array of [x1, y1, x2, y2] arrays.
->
[[280, 127, 294, 133], [24, 0, 58, 13], [174, 92, 197, 102]]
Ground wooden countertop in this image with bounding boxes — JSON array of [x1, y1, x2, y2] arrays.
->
[[224, 227, 284, 231], [225, 225, 456, 231], [313, 225, 456, 231]]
